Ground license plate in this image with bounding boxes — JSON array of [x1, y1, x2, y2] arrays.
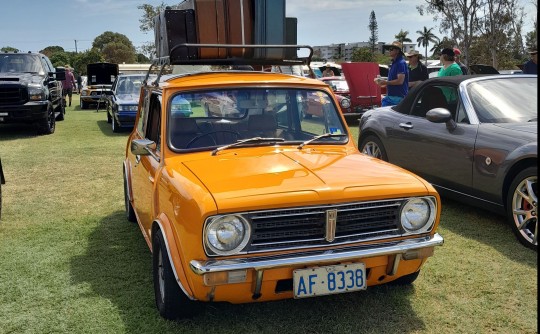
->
[[293, 263, 366, 298]]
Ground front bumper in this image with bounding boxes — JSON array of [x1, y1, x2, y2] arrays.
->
[[190, 233, 444, 274], [0, 101, 48, 123]]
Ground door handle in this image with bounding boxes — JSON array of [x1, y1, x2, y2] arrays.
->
[[148, 175, 155, 183], [399, 122, 414, 130], [135, 155, 141, 164]]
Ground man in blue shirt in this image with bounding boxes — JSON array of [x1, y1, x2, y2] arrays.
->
[[377, 41, 409, 106], [523, 48, 537, 74]]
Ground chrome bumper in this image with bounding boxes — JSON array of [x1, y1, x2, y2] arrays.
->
[[190, 233, 444, 275]]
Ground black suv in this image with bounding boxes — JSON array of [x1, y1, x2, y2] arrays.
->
[[0, 52, 66, 135]]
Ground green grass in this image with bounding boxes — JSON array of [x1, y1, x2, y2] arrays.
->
[[0, 95, 536, 333]]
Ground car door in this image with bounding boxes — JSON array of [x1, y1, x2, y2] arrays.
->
[[41, 56, 61, 107], [385, 84, 479, 193], [129, 89, 162, 236]]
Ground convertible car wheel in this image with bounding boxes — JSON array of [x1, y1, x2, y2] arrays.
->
[[507, 167, 537, 250], [153, 229, 203, 320], [360, 135, 388, 161]]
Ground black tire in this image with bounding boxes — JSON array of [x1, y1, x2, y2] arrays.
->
[[153, 229, 203, 320], [123, 168, 136, 223], [80, 99, 88, 110], [507, 167, 537, 250], [388, 271, 420, 285], [56, 103, 65, 121], [359, 135, 388, 161], [107, 110, 112, 124], [38, 106, 55, 135], [112, 115, 120, 133]]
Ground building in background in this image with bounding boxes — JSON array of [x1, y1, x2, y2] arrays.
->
[[313, 42, 416, 61]]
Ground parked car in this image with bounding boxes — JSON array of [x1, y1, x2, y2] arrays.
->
[[498, 69, 523, 75], [80, 63, 118, 110], [124, 58, 444, 320], [0, 52, 66, 134], [0, 158, 4, 220], [106, 74, 158, 132], [358, 75, 537, 249]]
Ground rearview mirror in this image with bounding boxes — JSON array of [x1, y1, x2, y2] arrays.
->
[[426, 108, 457, 131]]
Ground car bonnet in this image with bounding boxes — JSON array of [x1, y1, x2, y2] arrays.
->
[[179, 149, 432, 210]]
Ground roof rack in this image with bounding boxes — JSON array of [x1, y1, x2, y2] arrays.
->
[[146, 43, 315, 84]]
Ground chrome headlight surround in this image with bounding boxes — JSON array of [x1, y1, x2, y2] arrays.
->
[[204, 214, 251, 256], [400, 196, 437, 234], [340, 97, 351, 109], [28, 84, 46, 101]]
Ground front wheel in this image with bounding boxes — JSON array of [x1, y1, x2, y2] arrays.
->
[[507, 167, 537, 250], [153, 229, 203, 320], [359, 135, 388, 161], [37, 106, 55, 135]]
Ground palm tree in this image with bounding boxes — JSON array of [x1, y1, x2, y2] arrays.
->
[[394, 29, 412, 49], [416, 27, 440, 65]]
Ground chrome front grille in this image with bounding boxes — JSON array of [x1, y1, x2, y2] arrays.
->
[[247, 199, 403, 253]]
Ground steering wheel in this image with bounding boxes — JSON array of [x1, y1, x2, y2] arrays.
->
[[185, 130, 240, 148]]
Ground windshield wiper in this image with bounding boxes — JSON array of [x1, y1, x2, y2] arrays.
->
[[211, 137, 285, 156], [297, 133, 348, 150]]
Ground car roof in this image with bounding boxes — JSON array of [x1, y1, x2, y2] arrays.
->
[[159, 71, 327, 89]]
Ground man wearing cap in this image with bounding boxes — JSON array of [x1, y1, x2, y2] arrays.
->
[[523, 48, 537, 74], [406, 50, 428, 88], [377, 41, 409, 106], [61, 65, 76, 107], [437, 48, 462, 77], [453, 48, 468, 75]]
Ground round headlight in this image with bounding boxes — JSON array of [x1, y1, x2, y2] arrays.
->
[[205, 215, 250, 255], [340, 98, 351, 109], [400, 198, 435, 233]]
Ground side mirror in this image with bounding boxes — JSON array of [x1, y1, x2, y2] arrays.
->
[[426, 108, 457, 131], [131, 139, 156, 156], [54, 67, 66, 81]]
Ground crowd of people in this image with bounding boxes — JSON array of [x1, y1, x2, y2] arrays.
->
[[374, 41, 537, 107]]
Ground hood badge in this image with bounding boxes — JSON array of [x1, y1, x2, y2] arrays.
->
[[325, 209, 338, 242]]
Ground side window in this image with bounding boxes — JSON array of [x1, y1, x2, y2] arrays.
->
[[455, 101, 470, 123], [136, 89, 150, 135], [411, 85, 458, 119], [146, 94, 162, 149]]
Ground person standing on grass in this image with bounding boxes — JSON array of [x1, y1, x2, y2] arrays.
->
[[406, 50, 428, 88], [376, 41, 409, 106], [523, 48, 537, 74], [62, 65, 76, 107], [437, 48, 462, 77]]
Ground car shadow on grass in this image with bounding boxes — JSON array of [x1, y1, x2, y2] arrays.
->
[[96, 119, 130, 137], [438, 198, 537, 265], [0, 124, 41, 140], [70, 211, 428, 333]]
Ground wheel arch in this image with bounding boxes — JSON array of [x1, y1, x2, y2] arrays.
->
[[502, 157, 537, 209], [152, 217, 197, 300]]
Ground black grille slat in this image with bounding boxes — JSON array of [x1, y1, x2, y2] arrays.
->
[[0, 87, 27, 105], [247, 200, 403, 253]]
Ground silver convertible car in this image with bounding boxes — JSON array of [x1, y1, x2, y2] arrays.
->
[[358, 75, 537, 250]]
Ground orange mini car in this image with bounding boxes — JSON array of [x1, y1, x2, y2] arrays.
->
[[123, 59, 444, 319]]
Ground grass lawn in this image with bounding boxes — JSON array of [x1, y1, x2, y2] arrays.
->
[[0, 95, 536, 333]]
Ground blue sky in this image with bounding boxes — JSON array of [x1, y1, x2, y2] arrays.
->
[[0, 0, 536, 54]]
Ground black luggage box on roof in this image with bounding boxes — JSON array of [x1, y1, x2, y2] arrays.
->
[[154, 9, 198, 62]]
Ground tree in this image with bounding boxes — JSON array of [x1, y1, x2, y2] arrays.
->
[[50, 53, 70, 68], [138, 2, 170, 58], [368, 11, 378, 54], [93, 31, 136, 53], [40, 46, 65, 58], [1, 46, 19, 52], [430, 37, 453, 58], [351, 47, 375, 62], [102, 42, 137, 64], [416, 27, 440, 65], [394, 29, 412, 49], [71, 49, 103, 76], [417, 0, 483, 66]]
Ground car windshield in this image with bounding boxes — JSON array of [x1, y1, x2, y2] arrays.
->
[[115, 75, 146, 95], [467, 77, 537, 123], [325, 79, 349, 91], [168, 87, 348, 151], [0, 54, 43, 74]]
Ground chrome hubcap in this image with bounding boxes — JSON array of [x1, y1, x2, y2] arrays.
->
[[512, 176, 538, 246], [362, 142, 382, 159]]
